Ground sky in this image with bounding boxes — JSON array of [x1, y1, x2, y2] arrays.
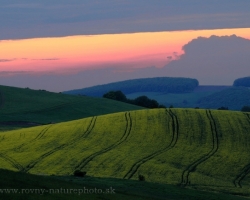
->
[[0, 1, 250, 92]]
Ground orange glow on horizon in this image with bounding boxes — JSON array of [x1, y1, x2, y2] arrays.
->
[[1, 28, 250, 74]]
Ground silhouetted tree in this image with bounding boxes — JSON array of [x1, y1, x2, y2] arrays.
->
[[133, 96, 159, 108], [241, 106, 250, 112], [103, 90, 127, 102], [217, 106, 228, 110], [103, 91, 164, 108]]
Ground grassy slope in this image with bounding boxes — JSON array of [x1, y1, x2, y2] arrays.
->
[[1, 169, 246, 200], [0, 170, 245, 200], [0, 108, 250, 196], [0, 85, 143, 131]]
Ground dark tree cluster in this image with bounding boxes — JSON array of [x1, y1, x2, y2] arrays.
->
[[241, 106, 250, 112], [103, 90, 166, 108], [103, 90, 127, 102], [73, 170, 86, 177], [217, 106, 228, 110]]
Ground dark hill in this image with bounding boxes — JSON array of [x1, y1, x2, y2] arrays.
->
[[63, 77, 199, 97], [197, 87, 250, 110], [233, 77, 250, 87], [0, 85, 143, 131]]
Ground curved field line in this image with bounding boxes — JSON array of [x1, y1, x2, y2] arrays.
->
[[8, 125, 53, 152], [22, 116, 97, 173], [233, 114, 250, 188], [245, 113, 250, 121], [123, 109, 179, 179], [74, 112, 132, 171], [233, 164, 250, 188], [0, 135, 5, 141], [33, 125, 52, 140], [180, 110, 219, 187], [0, 153, 24, 171]]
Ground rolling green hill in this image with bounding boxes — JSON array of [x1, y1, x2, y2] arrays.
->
[[0, 85, 143, 131], [0, 108, 250, 196]]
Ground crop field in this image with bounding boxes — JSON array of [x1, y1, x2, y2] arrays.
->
[[0, 85, 143, 131], [0, 108, 250, 196]]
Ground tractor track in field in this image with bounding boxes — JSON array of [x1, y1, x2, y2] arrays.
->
[[0, 135, 5, 142], [233, 114, 250, 188], [0, 127, 50, 171], [180, 110, 219, 187], [245, 113, 250, 121], [0, 153, 24, 171], [9, 125, 53, 152], [22, 116, 97, 173], [33, 125, 52, 140], [123, 109, 179, 179], [74, 112, 132, 171], [233, 163, 250, 188]]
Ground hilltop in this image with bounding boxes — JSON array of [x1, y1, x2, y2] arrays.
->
[[63, 76, 250, 110], [63, 77, 199, 96], [0, 85, 143, 131], [0, 108, 250, 196], [197, 87, 250, 110]]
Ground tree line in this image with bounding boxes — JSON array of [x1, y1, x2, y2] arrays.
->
[[103, 90, 166, 108]]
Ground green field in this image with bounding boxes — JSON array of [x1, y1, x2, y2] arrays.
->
[[0, 85, 143, 131], [0, 108, 250, 197]]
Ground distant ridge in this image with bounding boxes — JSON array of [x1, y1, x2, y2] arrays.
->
[[63, 77, 199, 97], [197, 87, 250, 110]]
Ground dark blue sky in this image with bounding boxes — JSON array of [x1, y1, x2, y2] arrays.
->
[[1, 0, 250, 39]]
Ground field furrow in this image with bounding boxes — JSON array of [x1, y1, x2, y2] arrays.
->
[[233, 114, 250, 188], [123, 109, 179, 179], [74, 112, 132, 171], [233, 163, 250, 188], [0, 153, 24, 171], [22, 116, 97, 172], [1, 108, 250, 195], [245, 113, 250, 121], [180, 110, 219, 186], [34, 125, 52, 140], [14, 125, 53, 152]]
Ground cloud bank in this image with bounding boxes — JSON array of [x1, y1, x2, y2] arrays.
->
[[0, 35, 249, 92]]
